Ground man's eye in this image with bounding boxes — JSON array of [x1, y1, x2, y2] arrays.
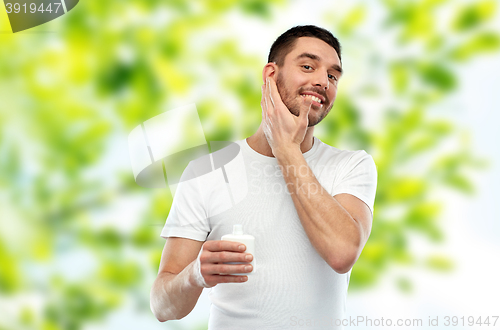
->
[[328, 74, 338, 81], [303, 65, 312, 70]]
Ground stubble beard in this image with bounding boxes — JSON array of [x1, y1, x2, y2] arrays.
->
[[275, 72, 333, 127]]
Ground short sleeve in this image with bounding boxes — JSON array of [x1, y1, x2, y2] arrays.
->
[[160, 163, 211, 242], [331, 151, 378, 214]]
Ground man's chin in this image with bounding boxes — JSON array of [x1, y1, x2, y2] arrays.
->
[[307, 118, 319, 127], [287, 108, 323, 126], [309, 111, 329, 127]]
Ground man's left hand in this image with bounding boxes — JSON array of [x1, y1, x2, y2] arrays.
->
[[261, 77, 311, 157]]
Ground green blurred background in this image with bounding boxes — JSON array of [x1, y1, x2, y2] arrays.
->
[[1, 0, 499, 329]]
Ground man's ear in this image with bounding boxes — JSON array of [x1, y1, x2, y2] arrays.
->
[[262, 62, 278, 83]]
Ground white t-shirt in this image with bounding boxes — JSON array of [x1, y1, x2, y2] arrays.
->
[[161, 136, 377, 329]]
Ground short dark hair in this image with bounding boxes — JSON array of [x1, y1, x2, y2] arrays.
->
[[268, 25, 342, 67]]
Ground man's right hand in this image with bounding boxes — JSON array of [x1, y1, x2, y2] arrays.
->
[[190, 240, 253, 288]]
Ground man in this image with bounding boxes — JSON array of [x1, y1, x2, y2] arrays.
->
[[150, 25, 377, 329]]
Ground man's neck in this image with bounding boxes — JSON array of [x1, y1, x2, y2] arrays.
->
[[246, 124, 315, 158]]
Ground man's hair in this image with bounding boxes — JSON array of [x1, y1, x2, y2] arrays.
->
[[267, 25, 341, 67]]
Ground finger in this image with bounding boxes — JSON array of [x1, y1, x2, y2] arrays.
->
[[300, 99, 312, 125], [262, 108, 270, 128], [267, 77, 275, 109], [263, 79, 271, 115], [204, 274, 248, 285], [261, 85, 269, 122], [204, 240, 246, 253], [262, 106, 272, 128], [268, 76, 284, 111], [260, 84, 266, 110], [200, 251, 253, 264], [262, 122, 273, 145], [265, 78, 274, 116], [202, 263, 253, 276]]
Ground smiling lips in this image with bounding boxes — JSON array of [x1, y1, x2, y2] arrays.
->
[[301, 93, 324, 107]]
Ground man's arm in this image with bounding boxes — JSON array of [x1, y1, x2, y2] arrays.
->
[[150, 237, 254, 322], [260, 76, 373, 273], [150, 237, 204, 322], [277, 150, 372, 274]]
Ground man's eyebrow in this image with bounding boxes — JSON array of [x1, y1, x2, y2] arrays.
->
[[296, 52, 321, 62], [295, 52, 343, 75]]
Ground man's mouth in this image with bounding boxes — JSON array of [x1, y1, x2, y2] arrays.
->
[[300, 92, 325, 107]]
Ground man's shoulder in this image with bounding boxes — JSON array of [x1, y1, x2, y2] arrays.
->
[[313, 137, 372, 164]]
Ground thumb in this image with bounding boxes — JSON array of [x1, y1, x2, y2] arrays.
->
[[300, 100, 312, 125]]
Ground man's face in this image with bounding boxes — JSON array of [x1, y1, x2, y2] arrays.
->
[[274, 37, 342, 127]]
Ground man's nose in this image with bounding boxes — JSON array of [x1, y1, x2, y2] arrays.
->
[[312, 70, 329, 90]]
